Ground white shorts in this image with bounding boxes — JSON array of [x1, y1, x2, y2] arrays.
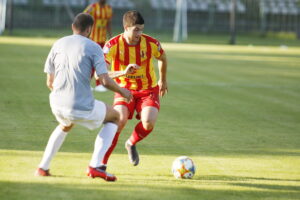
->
[[51, 100, 106, 130]]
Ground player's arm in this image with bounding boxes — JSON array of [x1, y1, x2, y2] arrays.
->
[[95, 63, 139, 79], [46, 73, 54, 91], [107, 64, 140, 79], [98, 73, 132, 101], [44, 46, 55, 91], [157, 52, 168, 97]]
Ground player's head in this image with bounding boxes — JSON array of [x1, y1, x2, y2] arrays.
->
[[72, 13, 94, 37], [123, 10, 144, 44], [98, 0, 106, 5]]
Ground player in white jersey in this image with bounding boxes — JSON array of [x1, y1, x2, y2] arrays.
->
[[35, 13, 136, 181]]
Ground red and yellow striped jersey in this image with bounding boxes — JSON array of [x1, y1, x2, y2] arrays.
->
[[84, 3, 112, 43], [103, 34, 164, 90]]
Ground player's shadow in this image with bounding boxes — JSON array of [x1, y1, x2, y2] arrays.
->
[[50, 174, 85, 179], [187, 175, 300, 192]]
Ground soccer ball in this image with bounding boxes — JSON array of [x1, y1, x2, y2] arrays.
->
[[172, 156, 196, 179]]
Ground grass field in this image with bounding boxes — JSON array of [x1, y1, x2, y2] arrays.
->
[[5, 29, 300, 47], [0, 35, 299, 200]]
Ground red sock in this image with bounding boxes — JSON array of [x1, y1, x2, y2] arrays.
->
[[129, 122, 153, 145], [102, 132, 121, 165]]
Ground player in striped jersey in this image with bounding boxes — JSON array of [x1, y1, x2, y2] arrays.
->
[[100, 10, 168, 168], [84, 0, 112, 47], [84, 0, 113, 92]]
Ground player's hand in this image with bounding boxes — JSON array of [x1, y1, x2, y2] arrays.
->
[[124, 64, 140, 75], [158, 80, 168, 97], [119, 88, 133, 102]]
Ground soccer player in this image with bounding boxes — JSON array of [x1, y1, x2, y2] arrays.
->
[[84, 0, 113, 92], [100, 10, 168, 168], [35, 13, 134, 181]]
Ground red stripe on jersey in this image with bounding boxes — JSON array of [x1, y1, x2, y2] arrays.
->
[[123, 38, 130, 66], [106, 34, 121, 48], [143, 34, 164, 55], [135, 42, 141, 66], [114, 40, 121, 84], [142, 34, 158, 43], [135, 43, 143, 90], [145, 38, 152, 89], [123, 38, 131, 89], [124, 77, 131, 89]]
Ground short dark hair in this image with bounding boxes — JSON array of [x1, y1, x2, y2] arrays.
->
[[72, 13, 94, 32], [123, 10, 144, 27]]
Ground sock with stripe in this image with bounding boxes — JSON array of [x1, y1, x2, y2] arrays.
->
[[102, 131, 121, 165]]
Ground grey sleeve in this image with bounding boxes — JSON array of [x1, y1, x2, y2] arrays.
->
[[93, 45, 108, 75], [44, 46, 55, 74]]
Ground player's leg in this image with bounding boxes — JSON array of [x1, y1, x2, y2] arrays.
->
[[126, 106, 159, 166], [130, 106, 158, 143], [88, 104, 120, 181], [101, 105, 130, 166], [36, 123, 73, 176], [125, 86, 160, 166]]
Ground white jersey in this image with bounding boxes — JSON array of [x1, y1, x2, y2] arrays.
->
[[44, 34, 107, 114]]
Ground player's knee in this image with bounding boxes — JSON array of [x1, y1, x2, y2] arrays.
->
[[142, 121, 155, 131], [118, 118, 127, 130], [60, 124, 73, 132]]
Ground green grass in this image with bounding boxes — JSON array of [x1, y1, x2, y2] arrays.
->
[[0, 36, 300, 200], [4, 28, 300, 47]]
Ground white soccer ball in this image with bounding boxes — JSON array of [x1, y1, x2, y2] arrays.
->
[[172, 156, 196, 179]]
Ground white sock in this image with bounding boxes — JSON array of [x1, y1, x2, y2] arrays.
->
[[38, 126, 67, 170], [89, 123, 118, 168], [126, 139, 133, 146]]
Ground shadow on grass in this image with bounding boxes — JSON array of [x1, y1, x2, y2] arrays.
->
[[198, 175, 300, 183], [0, 179, 299, 200], [229, 182, 300, 192]]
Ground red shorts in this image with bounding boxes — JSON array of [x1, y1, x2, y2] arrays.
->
[[114, 86, 160, 120]]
